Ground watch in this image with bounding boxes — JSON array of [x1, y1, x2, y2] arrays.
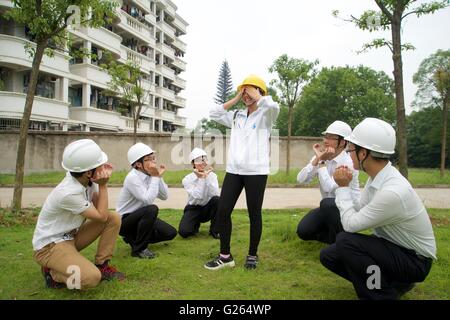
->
[[318, 160, 326, 165]]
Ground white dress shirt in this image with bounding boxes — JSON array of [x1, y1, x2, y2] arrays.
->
[[335, 162, 437, 259], [209, 95, 280, 175], [182, 172, 220, 206], [32, 172, 98, 251], [297, 150, 360, 202], [116, 168, 168, 216]]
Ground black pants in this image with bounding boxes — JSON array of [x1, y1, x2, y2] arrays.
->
[[297, 198, 344, 244], [119, 205, 177, 254], [216, 173, 268, 256], [320, 232, 433, 300], [178, 196, 220, 238]]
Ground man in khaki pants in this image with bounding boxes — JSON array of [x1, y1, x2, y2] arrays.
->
[[32, 139, 125, 289]]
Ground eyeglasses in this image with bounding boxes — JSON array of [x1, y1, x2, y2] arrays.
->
[[193, 156, 207, 164], [323, 135, 340, 141]]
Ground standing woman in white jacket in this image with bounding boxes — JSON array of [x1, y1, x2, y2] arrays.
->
[[204, 75, 280, 270]]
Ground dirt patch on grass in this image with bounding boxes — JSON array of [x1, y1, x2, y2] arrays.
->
[[0, 208, 39, 227], [430, 216, 450, 227]]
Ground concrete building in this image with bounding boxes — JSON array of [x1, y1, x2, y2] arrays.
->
[[0, 0, 188, 133]]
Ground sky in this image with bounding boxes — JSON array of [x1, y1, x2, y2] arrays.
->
[[174, 0, 450, 129]]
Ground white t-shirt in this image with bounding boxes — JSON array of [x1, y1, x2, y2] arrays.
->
[[32, 172, 98, 251]]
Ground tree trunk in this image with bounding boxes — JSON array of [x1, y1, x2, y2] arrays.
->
[[12, 43, 46, 211], [391, 21, 408, 179], [133, 117, 138, 144], [441, 96, 448, 177], [286, 105, 292, 175]]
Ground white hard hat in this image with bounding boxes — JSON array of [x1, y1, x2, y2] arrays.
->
[[127, 143, 155, 165], [322, 120, 352, 138], [345, 118, 396, 155], [189, 147, 207, 162], [62, 139, 108, 172]]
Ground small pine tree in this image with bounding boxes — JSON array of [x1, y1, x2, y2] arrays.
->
[[214, 60, 233, 104]]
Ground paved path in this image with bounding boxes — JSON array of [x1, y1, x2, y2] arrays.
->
[[1, 187, 449, 209]]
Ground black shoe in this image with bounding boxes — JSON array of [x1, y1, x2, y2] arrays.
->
[[244, 255, 258, 270], [204, 254, 235, 270], [41, 267, 65, 289], [209, 231, 220, 239], [393, 282, 415, 298], [131, 248, 156, 259]]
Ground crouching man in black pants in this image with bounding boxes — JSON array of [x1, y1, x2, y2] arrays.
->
[[296, 121, 360, 244], [116, 143, 176, 259], [178, 148, 220, 239], [321, 118, 436, 300]]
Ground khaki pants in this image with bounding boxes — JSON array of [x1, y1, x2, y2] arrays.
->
[[34, 212, 121, 289]]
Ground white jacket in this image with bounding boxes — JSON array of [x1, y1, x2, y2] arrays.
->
[[210, 96, 280, 175]]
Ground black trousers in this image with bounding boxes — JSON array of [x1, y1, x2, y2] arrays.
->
[[216, 173, 268, 256], [178, 196, 220, 238], [297, 198, 344, 244], [119, 205, 177, 254], [320, 232, 433, 300]]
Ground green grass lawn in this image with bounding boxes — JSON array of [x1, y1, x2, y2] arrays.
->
[[1, 168, 449, 187], [0, 208, 448, 300]]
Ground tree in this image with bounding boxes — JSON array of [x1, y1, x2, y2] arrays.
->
[[214, 60, 233, 105], [289, 65, 396, 136], [102, 58, 150, 144], [334, 0, 449, 178], [6, 0, 117, 211], [413, 49, 450, 177], [407, 107, 448, 168], [269, 54, 318, 174]]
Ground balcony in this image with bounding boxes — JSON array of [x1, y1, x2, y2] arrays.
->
[[0, 91, 69, 121], [70, 27, 122, 58], [173, 15, 188, 35], [156, 64, 175, 81], [0, 34, 70, 76], [145, 11, 157, 25], [120, 45, 155, 73], [173, 115, 187, 126], [141, 78, 155, 93], [70, 63, 111, 88], [172, 95, 186, 107], [141, 106, 156, 118], [157, 20, 176, 39], [156, 42, 175, 60], [133, 0, 151, 14], [172, 38, 187, 53], [155, 86, 175, 101], [173, 76, 186, 90], [119, 116, 154, 132], [117, 10, 155, 46], [69, 106, 122, 130], [171, 57, 187, 72]]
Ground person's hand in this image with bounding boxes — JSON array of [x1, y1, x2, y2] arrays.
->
[[243, 86, 262, 103], [91, 163, 114, 185], [145, 161, 160, 177], [158, 165, 166, 177], [224, 90, 243, 110], [194, 168, 207, 179], [320, 147, 336, 161], [333, 165, 353, 187]]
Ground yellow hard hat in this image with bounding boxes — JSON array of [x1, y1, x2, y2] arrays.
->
[[237, 74, 267, 96]]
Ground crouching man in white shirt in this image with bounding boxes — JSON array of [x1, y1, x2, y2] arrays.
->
[[32, 139, 125, 290], [320, 118, 437, 300], [116, 143, 177, 259], [297, 121, 360, 244], [179, 148, 220, 239]]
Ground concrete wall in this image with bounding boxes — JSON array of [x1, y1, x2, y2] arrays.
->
[[0, 131, 321, 173]]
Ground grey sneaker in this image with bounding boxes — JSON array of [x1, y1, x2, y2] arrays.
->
[[204, 254, 235, 270], [244, 255, 258, 270], [131, 248, 156, 259]]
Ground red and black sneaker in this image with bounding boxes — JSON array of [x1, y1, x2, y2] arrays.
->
[[41, 267, 65, 289], [96, 261, 126, 281]]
